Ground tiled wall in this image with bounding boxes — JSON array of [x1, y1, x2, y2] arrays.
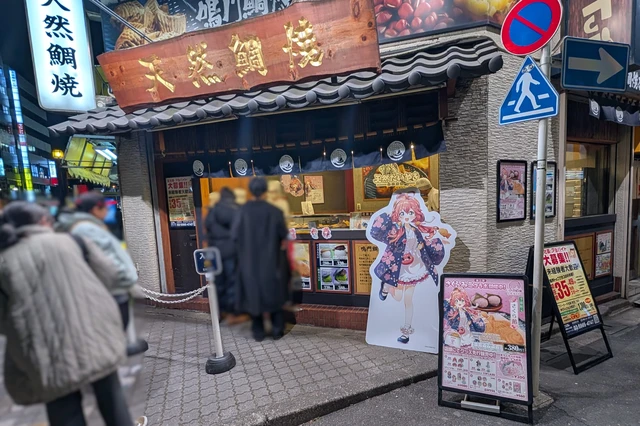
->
[[118, 132, 162, 292], [441, 53, 561, 276]]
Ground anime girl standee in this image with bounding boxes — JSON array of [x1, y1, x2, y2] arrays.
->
[[368, 192, 455, 344], [443, 287, 486, 347]]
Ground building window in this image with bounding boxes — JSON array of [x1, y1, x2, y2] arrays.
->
[[565, 142, 613, 218]]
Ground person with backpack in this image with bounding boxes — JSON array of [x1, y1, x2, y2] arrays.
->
[[57, 192, 138, 329], [0, 201, 146, 426]]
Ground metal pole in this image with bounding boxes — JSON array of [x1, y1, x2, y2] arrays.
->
[[204, 272, 236, 374], [531, 43, 552, 397], [207, 275, 225, 358], [86, 0, 153, 43], [126, 298, 149, 356]]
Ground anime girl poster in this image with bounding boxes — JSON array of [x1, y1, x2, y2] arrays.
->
[[365, 189, 456, 353]]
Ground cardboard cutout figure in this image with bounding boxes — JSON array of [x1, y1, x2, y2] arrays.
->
[[366, 188, 456, 353]]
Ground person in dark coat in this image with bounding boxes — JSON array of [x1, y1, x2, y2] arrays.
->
[[205, 187, 240, 319], [233, 178, 289, 341]]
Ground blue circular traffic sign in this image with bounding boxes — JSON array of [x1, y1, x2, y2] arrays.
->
[[501, 0, 562, 56]]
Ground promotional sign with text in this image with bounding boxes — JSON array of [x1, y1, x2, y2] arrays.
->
[[543, 242, 600, 337], [97, 0, 380, 111], [25, 0, 96, 112], [439, 275, 531, 404], [103, 0, 521, 47]]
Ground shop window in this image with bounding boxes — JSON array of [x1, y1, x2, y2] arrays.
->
[[565, 143, 613, 218]]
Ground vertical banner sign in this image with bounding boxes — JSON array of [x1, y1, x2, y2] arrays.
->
[[166, 176, 196, 228], [542, 242, 601, 336], [25, 0, 96, 112], [366, 189, 456, 353], [439, 275, 531, 404]]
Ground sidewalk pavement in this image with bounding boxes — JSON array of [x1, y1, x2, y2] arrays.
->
[[1, 299, 636, 426], [138, 307, 437, 425], [0, 305, 437, 426]]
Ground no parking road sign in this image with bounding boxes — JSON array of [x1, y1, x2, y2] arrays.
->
[[501, 0, 562, 56]]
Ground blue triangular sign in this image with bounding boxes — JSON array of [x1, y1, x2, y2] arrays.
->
[[499, 56, 559, 126]]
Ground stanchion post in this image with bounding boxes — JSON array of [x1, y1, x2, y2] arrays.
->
[[126, 298, 149, 357], [195, 248, 236, 375]]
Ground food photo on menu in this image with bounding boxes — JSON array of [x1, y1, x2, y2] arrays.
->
[[441, 278, 528, 402], [317, 243, 350, 291]]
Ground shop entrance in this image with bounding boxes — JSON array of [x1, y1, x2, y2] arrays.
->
[[629, 159, 640, 296]]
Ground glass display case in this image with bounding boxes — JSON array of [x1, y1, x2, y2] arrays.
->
[[289, 213, 351, 230]]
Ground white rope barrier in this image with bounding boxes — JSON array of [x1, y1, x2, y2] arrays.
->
[[139, 286, 208, 305]]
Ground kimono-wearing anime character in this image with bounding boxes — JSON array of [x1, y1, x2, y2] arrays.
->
[[443, 287, 486, 347], [369, 193, 452, 344]]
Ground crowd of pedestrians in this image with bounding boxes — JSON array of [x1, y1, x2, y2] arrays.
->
[[0, 194, 147, 426]]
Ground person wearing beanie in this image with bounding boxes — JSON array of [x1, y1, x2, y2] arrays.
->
[[416, 177, 440, 213]]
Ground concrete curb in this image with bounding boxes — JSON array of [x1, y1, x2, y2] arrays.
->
[[230, 363, 438, 426]]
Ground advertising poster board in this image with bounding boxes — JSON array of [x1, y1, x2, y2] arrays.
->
[[292, 242, 312, 291], [353, 242, 379, 295], [543, 242, 601, 337], [531, 161, 556, 218], [365, 189, 456, 353], [166, 177, 196, 228], [541, 241, 613, 374], [497, 160, 527, 222], [438, 274, 532, 423], [595, 231, 613, 277], [304, 176, 325, 204], [101, 0, 292, 52], [316, 242, 350, 293]]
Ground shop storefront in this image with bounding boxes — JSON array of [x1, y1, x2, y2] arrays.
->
[[562, 99, 626, 298], [52, 32, 521, 328], [50, 0, 576, 330]]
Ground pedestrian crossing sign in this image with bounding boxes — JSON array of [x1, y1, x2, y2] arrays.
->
[[499, 56, 559, 126]]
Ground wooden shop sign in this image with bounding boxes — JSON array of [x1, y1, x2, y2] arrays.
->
[[98, 0, 381, 112]]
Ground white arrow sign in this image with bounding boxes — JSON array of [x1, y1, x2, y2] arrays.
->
[[568, 47, 624, 84]]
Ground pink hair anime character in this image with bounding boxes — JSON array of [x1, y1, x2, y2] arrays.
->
[[368, 192, 454, 345], [443, 288, 486, 347]]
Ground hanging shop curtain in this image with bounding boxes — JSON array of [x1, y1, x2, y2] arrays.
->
[[210, 122, 445, 177]]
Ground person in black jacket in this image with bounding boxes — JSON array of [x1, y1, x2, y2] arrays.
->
[[205, 187, 242, 322], [233, 178, 289, 341]]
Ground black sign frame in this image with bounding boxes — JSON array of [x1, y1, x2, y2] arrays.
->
[[438, 273, 533, 424], [527, 241, 613, 375]]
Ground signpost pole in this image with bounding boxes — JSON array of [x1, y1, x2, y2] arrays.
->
[[531, 43, 552, 396]]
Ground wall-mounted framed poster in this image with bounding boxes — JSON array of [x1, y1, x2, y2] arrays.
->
[[595, 231, 613, 278], [531, 161, 557, 219], [497, 160, 527, 222]]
